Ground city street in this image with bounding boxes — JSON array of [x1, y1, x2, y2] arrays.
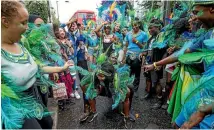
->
[[57, 72, 172, 129]]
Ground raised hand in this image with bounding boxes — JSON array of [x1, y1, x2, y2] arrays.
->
[[167, 46, 176, 55], [102, 21, 109, 25], [132, 38, 137, 43], [63, 60, 74, 70]]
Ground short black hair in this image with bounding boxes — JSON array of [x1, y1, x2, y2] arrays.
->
[[149, 19, 164, 29], [28, 14, 42, 23], [173, 17, 190, 37], [201, 4, 214, 7], [134, 17, 140, 21]]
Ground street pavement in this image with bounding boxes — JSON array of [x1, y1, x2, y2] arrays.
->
[[57, 71, 172, 129]]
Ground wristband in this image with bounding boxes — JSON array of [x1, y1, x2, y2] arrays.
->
[[136, 41, 139, 44], [153, 62, 158, 70]]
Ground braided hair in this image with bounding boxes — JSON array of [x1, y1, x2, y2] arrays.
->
[[173, 17, 190, 38], [1, 0, 24, 20]]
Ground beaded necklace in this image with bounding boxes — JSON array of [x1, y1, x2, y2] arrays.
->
[[132, 30, 141, 38], [1, 44, 31, 64]]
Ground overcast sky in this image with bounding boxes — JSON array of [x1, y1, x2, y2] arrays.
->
[[50, 0, 102, 23]]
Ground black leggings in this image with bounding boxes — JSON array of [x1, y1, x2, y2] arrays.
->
[[126, 56, 141, 92], [77, 60, 88, 80], [22, 85, 53, 129], [22, 115, 53, 129]]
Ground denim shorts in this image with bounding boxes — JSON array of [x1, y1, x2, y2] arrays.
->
[[88, 47, 98, 57]]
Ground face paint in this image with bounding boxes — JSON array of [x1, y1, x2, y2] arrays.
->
[[192, 6, 199, 16], [197, 10, 204, 17]]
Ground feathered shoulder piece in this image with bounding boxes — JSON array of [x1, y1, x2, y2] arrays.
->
[[1, 73, 50, 129], [112, 65, 135, 109], [22, 23, 62, 66]]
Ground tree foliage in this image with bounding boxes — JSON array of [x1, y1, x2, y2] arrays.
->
[[50, 10, 60, 26], [24, 0, 49, 23], [140, 1, 161, 10]]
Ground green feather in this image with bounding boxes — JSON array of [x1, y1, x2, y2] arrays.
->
[[1, 73, 52, 129], [80, 74, 92, 87], [85, 83, 97, 99], [197, 10, 204, 17], [128, 75, 135, 85], [114, 73, 119, 91], [1, 84, 19, 99], [179, 50, 214, 65], [97, 53, 107, 64], [74, 66, 90, 76]]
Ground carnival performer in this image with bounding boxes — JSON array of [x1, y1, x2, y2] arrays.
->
[[94, 21, 116, 56], [79, 60, 134, 128], [28, 15, 75, 110], [143, 1, 214, 127], [1, 1, 73, 129], [28, 14, 50, 107], [85, 30, 99, 64], [108, 51, 136, 122], [112, 22, 125, 63], [141, 19, 166, 110], [123, 21, 149, 97], [28, 14, 44, 27]]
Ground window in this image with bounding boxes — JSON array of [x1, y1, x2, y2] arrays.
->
[[87, 13, 94, 19], [78, 13, 86, 18]]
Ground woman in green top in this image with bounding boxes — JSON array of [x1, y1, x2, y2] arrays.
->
[[1, 1, 73, 129]]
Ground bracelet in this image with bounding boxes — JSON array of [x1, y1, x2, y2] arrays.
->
[[136, 41, 139, 44], [153, 62, 158, 70]]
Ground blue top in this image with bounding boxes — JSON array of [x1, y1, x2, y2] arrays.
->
[[76, 34, 87, 61], [189, 30, 213, 52], [175, 85, 214, 129], [77, 47, 87, 61], [189, 29, 214, 71], [126, 30, 148, 53], [86, 35, 98, 47]]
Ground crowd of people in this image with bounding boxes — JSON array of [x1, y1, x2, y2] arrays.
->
[[1, 0, 214, 129]]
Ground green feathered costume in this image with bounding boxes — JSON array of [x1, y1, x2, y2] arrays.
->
[[1, 73, 50, 129], [80, 60, 134, 110]]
